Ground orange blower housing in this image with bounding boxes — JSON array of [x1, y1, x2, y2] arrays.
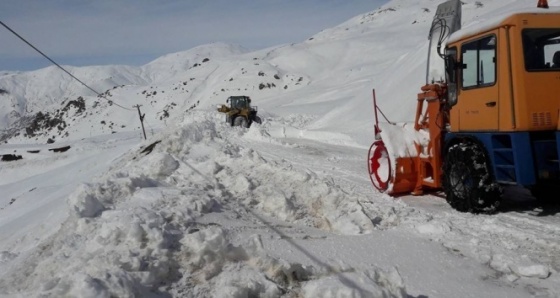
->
[[368, 84, 448, 195]]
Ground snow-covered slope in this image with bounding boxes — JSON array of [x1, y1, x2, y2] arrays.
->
[[3, 0, 554, 147]]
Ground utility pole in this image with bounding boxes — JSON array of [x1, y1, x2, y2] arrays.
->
[[134, 105, 147, 140]]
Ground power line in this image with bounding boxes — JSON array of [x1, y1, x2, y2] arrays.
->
[[0, 20, 132, 111]]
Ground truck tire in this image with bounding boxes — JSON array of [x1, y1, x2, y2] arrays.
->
[[442, 142, 502, 213], [233, 116, 249, 128]]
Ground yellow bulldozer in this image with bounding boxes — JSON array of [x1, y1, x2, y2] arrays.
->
[[217, 95, 262, 128]]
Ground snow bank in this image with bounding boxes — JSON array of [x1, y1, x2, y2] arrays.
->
[[0, 111, 410, 297]]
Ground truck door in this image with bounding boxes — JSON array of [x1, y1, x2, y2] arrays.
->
[[458, 34, 499, 131]]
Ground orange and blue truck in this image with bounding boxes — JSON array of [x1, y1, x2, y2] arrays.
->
[[368, 0, 560, 213]]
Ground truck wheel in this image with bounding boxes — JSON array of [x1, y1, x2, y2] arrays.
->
[[442, 143, 502, 213], [234, 116, 249, 128]]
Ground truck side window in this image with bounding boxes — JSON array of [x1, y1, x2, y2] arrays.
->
[[461, 35, 496, 89], [523, 29, 560, 71]]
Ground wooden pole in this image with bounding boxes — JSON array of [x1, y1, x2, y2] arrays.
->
[[134, 105, 147, 140]]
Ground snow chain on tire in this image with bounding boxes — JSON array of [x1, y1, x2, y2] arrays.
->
[[442, 142, 502, 213]]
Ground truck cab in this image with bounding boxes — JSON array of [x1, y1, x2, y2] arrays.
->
[[444, 7, 560, 192], [367, 1, 560, 213]]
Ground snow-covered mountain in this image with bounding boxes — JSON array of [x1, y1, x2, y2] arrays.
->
[[2, 0, 545, 146], [2, 1, 560, 297]]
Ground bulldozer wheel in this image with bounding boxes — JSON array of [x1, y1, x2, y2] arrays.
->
[[234, 116, 249, 128], [442, 142, 502, 213], [368, 140, 391, 192]]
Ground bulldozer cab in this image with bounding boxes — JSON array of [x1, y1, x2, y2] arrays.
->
[[228, 96, 251, 109]]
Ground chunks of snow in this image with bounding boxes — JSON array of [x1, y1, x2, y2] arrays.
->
[[67, 184, 105, 218], [140, 152, 179, 178], [510, 264, 551, 279]]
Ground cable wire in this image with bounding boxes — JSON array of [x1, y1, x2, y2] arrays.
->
[[429, 18, 451, 60], [0, 20, 132, 111]]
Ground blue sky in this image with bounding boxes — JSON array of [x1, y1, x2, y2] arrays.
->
[[0, 0, 387, 71]]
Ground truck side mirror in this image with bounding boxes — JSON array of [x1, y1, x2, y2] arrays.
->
[[445, 55, 458, 84], [445, 54, 459, 107]]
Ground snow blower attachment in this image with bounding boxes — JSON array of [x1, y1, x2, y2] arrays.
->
[[368, 85, 447, 195], [369, 0, 460, 196], [368, 0, 560, 213]]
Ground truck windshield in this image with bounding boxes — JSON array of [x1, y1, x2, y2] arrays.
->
[[522, 28, 560, 71]]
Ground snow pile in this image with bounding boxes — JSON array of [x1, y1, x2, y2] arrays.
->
[[0, 112, 409, 297]]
